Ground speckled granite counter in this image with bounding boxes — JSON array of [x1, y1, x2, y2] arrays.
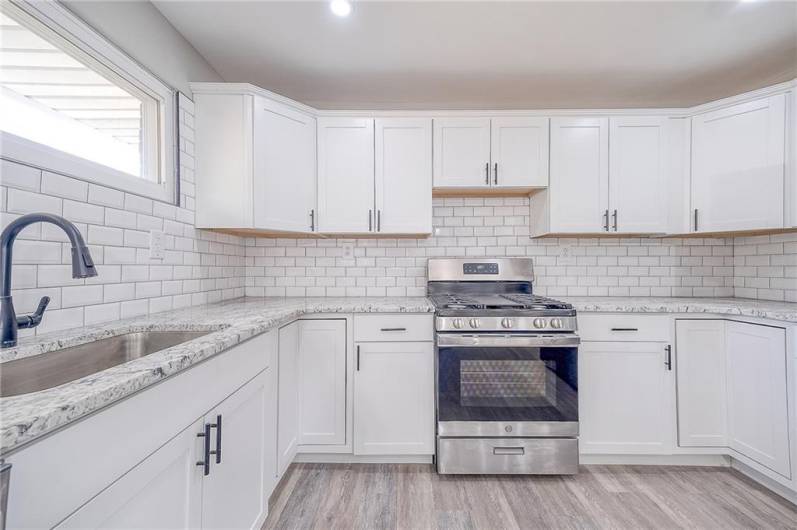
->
[[562, 297, 797, 323], [2, 295, 795, 455], [0, 297, 433, 455]]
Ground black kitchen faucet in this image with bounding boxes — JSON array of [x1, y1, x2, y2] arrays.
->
[[0, 213, 97, 348]]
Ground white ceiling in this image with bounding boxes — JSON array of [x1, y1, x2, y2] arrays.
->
[[154, 0, 797, 110]]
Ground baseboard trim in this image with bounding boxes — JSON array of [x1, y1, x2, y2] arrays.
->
[[580, 454, 730, 466], [731, 459, 797, 505], [294, 453, 434, 464]]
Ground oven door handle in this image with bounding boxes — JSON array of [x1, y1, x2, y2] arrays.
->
[[436, 334, 580, 348]]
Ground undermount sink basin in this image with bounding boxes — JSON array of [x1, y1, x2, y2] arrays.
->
[[0, 331, 210, 398]]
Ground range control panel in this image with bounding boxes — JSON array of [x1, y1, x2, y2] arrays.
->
[[463, 262, 499, 275]]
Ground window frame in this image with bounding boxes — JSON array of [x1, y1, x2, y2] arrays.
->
[[0, 0, 178, 203]]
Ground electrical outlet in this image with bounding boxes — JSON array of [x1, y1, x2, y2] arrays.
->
[[342, 240, 355, 258], [149, 229, 166, 260], [558, 246, 576, 265]]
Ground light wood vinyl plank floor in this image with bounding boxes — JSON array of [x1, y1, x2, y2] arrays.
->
[[264, 463, 797, 530]]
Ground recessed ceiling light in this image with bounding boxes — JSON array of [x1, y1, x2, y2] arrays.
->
[[330, 0, 352, 17]]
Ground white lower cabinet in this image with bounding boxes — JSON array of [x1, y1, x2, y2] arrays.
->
[[579, 341, 674, 454], [725, 321, 790, 478], [675, 319, 791, 479], [277, 322, 300, 475], [57, 419, 204, 529], [675, 320, 727, 447], [353, 341, 434, 455], [201, 369, 275, 529], [57, 369, 275, 530], [297, 319, 347, 445]]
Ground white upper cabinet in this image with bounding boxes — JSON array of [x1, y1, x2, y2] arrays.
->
[[491, 117, 549, 188], [533, 116, 670, 236], [608, 116, 668, 234], [194, 89, 316, 233], [433, 117, 491, 188], [433, 117, 549, 189], [691, 94, 786, 233], [317, 118, 375, 233], [253, 97, 316, 232], [536, 117, 609, 234], [375, 118, 433, 234]]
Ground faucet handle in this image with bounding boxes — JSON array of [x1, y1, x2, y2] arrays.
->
[[17, 296, 50, 329]]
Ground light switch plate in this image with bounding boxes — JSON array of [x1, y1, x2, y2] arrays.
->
[[149, 229, 166, 260], [341, 240, 355, 258]]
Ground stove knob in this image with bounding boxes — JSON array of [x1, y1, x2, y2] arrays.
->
[[501, 318, 513, 329], [550, 318, 563, 329], [469, 318, 481, 329], [533, 318, 547, 329], [452, 318, 464, 329]]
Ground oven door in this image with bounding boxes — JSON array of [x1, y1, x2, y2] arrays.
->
[[436, 333, 579, 438]]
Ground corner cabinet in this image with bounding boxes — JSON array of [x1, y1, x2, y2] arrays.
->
[[691, 94, 786, 233], [433, 117, 549, 190], [194, 87, 317, 234], [532, 116, 669, 236], [675, 319, 791, 479], [317, 117, 432, 235]]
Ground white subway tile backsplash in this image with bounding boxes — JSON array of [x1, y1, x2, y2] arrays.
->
[[41, 172, 88, 201], [7, 188, 61, 216], [1, 160, 40, 191]]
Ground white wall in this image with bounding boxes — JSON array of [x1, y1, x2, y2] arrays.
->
[[62, 0, 223, 96]]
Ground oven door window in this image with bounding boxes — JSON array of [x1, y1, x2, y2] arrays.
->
[[437, 345, 578, 422]]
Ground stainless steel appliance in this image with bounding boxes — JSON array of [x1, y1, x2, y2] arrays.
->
[[429, 258, 579, 475]]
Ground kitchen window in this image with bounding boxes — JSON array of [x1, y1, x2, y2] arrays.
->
[[0, 1, 177, 202]]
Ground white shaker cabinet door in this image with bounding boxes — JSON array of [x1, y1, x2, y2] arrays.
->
[[201, 369, 273, 530], [354, 341, 435, 455], [549, 117, 609, 233], [253, 97, 316, 232], [675, 319, 727, 448], [608, 116, 668, 234], [579, 341, 674, 454], [491, 117, 549, 188], [277, 322, 300, 476], [56, 419, 203, 529], [691, 94, 786, 232], [297, 319, 347, 445], [433, 117, 491, 188], [317, 118, 375, 233], [725, 321, 790, 478], [375, 118, 433, 234]]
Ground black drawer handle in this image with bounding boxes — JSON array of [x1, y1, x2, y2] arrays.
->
[[610, 328, 639, 332], [493, 447, 525, 456], [380, 327, 407, 332], [210, 414, 222, 464], [196, 423, 211, 476]]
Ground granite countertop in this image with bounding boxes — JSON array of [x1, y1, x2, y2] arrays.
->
[[0, 297, 434, 455], [1, 295, 795, 455], [563, 297, 797, 323]]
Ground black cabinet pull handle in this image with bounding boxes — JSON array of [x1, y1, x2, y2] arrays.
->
[[210, 414, 222, 464], [612, 209, 618, 231], [368, 210, 372, 232], [610, 327, 639, 332], [377, 210, 381, 232], [603, 210, 609, 231], [485, 162, 489, 185], [694, 208, 699, 231], [309, 209, 315, 232], [196, 423, 211, 476], [380, 327, 407, 332], [494, 162, 498, 185], [665, 345, 672, 371], [356, 344, 361, 371]]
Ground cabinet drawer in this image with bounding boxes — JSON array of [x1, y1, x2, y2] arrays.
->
[[578, 314, 670, 342], [354, 314, 433, 342]]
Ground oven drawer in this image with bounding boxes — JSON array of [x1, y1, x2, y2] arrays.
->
[[437, 437, 578, 474], [354, 314, 433, 342], [577, 314, 670, 342]]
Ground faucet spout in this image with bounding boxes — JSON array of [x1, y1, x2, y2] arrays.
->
[[1, 213, 97, 348]]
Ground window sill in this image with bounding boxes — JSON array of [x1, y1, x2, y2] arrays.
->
[[1, 132, 175, 204]]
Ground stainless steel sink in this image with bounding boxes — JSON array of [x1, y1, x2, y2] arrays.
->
[[0, 331, 210, 398]]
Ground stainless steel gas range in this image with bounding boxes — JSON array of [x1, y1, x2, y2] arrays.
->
[[429, 257, 579, 475]]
